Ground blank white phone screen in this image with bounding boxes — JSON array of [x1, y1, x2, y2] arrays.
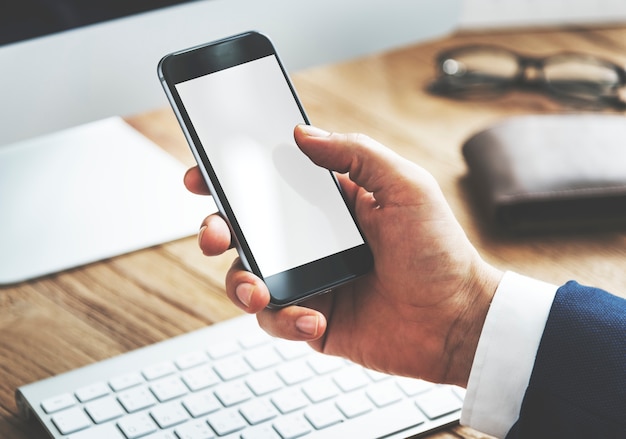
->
[[176, 55, 364, 278]]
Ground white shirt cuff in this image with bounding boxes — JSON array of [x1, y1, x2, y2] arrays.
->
[[460, 271, 558, 438]]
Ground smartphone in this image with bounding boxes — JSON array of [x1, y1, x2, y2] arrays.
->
[[158, 31, 372, 308]]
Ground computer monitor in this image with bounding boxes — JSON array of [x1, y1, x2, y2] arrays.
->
[[0, 0, 461, 284]]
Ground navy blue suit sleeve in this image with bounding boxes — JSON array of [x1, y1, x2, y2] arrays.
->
[[506, 281, 626, 439]]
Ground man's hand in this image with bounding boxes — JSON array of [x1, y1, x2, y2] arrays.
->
[[184, 124, 502, 387]]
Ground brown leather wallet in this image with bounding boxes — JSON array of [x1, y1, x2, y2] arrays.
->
[[462, 114, 626, 233]]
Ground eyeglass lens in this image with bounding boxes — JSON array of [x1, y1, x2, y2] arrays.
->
[[544, 56, 622, 99], [434, 46, 625, 106], [441, 48, 518, 83]]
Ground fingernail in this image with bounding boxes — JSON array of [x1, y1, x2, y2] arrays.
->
[[198, 225, 207, 249], [299, 124, 330, 138], [235, 283, 254, 308], [296, 315, 319, 336]]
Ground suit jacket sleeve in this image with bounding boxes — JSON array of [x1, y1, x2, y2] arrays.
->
[[506, 281, 626, 438]]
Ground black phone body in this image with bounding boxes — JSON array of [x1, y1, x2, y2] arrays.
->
[[158, 31, 372, 308]]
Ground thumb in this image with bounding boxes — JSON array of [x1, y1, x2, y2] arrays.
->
[[294, 124, 421, 205]]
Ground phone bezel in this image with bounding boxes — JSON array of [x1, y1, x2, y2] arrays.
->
[[158, 31, 372, 308]]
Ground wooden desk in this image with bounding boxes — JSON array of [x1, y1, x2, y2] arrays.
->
[[2, 25, 625, 439]]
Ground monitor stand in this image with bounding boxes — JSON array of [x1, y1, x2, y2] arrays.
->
[[0, 117, 213, 285]]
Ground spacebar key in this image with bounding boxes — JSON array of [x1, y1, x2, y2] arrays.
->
[[308, 400, 426, 438], [68, 423, 125, 439]]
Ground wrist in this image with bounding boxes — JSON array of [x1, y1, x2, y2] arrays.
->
[[446, 259, 503, 387]]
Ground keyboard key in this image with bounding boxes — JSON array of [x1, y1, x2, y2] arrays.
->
[[67, 422, 126, 439], [276, 360, 314, 385], [453, 385, 467, 400], [335, 392, 374, 418], [182, 389, 222, 418], [272, 413, 312, 439], [207, 340, 240, 359], [306, 355, 344, 375], [175, 350, 209, 370], [41, 393, 76, 414], [273, 340, 311, 361], [175, 420, 216, 439], [143, 361, 177, 381], [75, 381, 110, 402], [214, 356, 251, 381], [246, 370, 284, 396], [241, 424, 281, 439], [332, 366, 370, 392], [238, 331, 272, 350], [109, 372, 144, 392], [301, 377, 340, 403], [271, 388, 309, 414], [207, 408, 248, 435], [84, 396, 125, 424], [145, 432, 178, 439], [395, 377, 435, 396], [239, 398, 279, 425], [51, 407, 92, 434], [118, 386, 157, 412], [304, 402, 344, 429], [214, 381, 253, 407], [366, 381, 404, 407], [150, 401, 190, 428], [244, 346, 282, 370], [414, 387, 463, 419], [364, 368, 391, 382], [117, 412, 158, 438], [181, 364, 221, 391], [150, 376, 189, 402], [310, 399, 426, 438]]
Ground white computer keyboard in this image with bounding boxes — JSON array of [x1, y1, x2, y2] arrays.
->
[[17, 315, 464, 439]]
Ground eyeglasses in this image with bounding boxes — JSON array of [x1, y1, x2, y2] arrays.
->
[[428, 45, 626, 109]]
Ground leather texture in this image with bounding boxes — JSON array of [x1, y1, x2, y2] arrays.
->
[[462, 114, 626, 232]]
